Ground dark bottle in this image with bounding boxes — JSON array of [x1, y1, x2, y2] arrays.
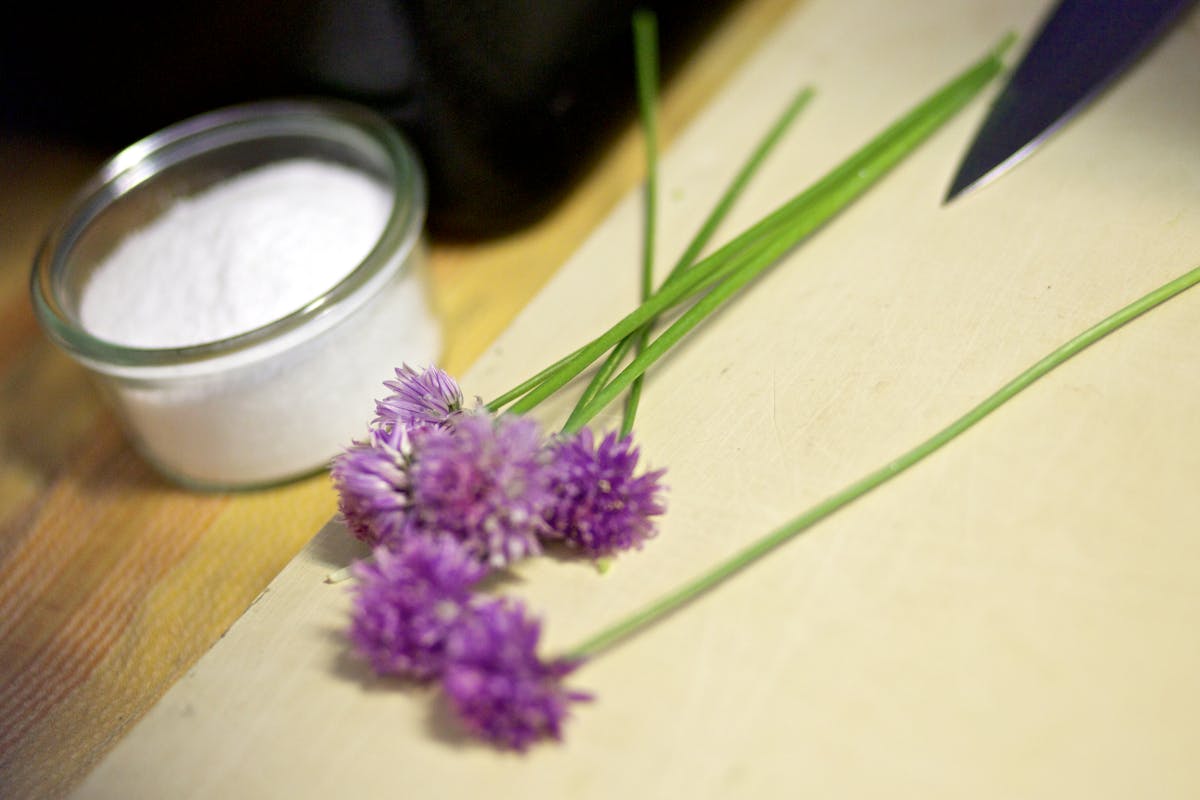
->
[[1, 0, 737, 239]]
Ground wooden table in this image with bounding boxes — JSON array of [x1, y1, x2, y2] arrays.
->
[[0, 2, 793, 795], [11, 0, 1200, 794]]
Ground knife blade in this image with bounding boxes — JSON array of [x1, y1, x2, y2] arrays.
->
[[944, 0, 1197, 202]]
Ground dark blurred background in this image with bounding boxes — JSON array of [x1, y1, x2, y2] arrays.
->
[[0, 1, 738, 239]]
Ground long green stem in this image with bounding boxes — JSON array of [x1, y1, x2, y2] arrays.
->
[[500, 235, 749, 414], [672, 87, 816, 278], [561, 39, 1009, 432], [565, 263, 1200, 659], [491, 36, 1012, 417], [495, 210, 779, 413], [577, 85, 816, 429], [485, 346, 586, 412], [562, 220, 797, 433], [623, 10, 661, 435]]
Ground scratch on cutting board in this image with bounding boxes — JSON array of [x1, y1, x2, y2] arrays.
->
[[793, 368, 853, 438]]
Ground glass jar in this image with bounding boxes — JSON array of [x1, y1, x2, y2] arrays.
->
[[31, 99, 439, 490]]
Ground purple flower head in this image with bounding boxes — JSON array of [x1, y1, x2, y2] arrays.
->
[[374, 364, 465, 433], [406, 410, 554, 567], [544, 428, 667, 558], [442, 599, 591, 751], [331, 426, 409, 548], [349, 536, 487, 680]]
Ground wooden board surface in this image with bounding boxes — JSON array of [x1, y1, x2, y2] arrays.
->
[[0, 2, 794, 796], [77, 0, 1200, 796]]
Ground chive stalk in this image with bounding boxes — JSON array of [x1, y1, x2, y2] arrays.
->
[[567, 262, 1200, 658], [620, 10, 662, 434], [577, 84, 816, 431], [491, 37, 1011, 417]]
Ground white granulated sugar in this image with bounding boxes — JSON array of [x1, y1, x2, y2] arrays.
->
[[75, 156, 441, 487], [81, 159, 392, 347]]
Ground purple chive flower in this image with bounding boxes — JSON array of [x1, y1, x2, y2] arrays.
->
[[544, 428, 667, 558], [405, 411, 554, 567], [374, 364, 465, 433], [442, 599, 590, 751], [349, 536, 488, 680], [331, 426, 409, 548]]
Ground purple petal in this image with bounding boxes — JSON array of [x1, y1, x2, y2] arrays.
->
[[406, 411, 555, 567], [442, 599, 590, 751], [348, 537, 487, 680], [544, 428, 667, 558], [374, 364, 465, 433]]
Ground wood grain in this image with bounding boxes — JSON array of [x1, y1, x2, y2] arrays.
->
[[0, 0, 796, 797], [74, 0, 1200, 796]]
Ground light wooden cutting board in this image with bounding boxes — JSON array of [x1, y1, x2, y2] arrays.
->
[[77, 0, 1200, 797]]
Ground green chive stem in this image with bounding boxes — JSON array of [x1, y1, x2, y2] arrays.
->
[[623, 10, 661, 434], [565, 263, 1200, 659], [492, 37, 1009, 417], [562, 39, 1009, 431], [578, 85, 816, 431], [674, 87, 816, 276], [485, 346, 586, 412]]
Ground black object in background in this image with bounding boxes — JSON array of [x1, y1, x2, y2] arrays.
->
[[1, 1, 737, 239]]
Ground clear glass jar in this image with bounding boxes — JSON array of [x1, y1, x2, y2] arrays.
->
[[31, 99, 440, 490]]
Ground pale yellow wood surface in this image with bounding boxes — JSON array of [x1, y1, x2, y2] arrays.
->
[[78, 0, 1200, 797]]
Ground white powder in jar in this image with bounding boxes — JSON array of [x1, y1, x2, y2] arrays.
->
[[77, 157, 440, 488], [82, 159, 392, 347]]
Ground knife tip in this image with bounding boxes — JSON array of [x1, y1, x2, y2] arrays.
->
[[942, 173, 974, 205]]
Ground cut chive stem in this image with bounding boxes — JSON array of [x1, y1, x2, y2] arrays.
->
[[623, 10, 661, 434], [566, 262, 1200, 659], [580, 85, 817, 433], [562, 39, 1010, 430], [562, 226, 791, 433], [500, 243, 744, 414], [489, 34, 1014, 420], [485, 346, 585, 412], [677, 87, 816, 278]]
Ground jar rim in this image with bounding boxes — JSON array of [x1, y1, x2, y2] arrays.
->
[[30, 98, 426, 369]]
